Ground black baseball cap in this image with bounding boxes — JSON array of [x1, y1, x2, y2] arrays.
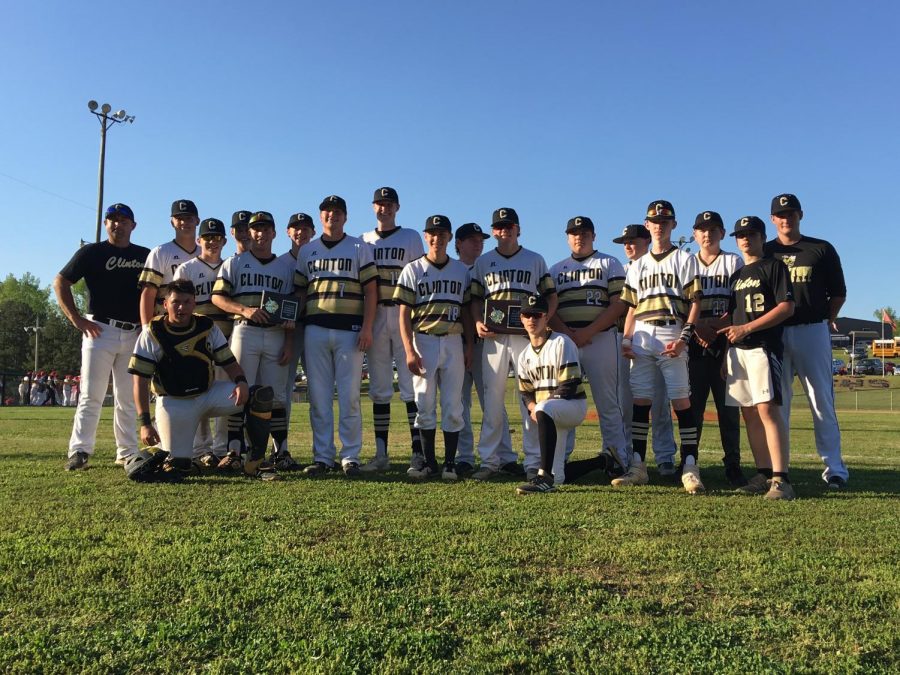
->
[[424, 214, 452, 233], [693, 211, 724, 229], [199, 218, 226, 237], [492, 207, 519, 226], [231, 210, 252, 228], [105, 203, 134, 221], [613, 224, 651, 243], [373, 187, 399, 204], [455, 222, 489, 240], [646, 200, 675, 220], [171, 199, 199, 217], [521, 293, 549, 315], [771, 193, 802, 214], [248, 211, 275, 228], [288, 212, 315, 230], [566, 216, 595, 233], [319, 195, 347, 213], [731, 216, 766, 237]]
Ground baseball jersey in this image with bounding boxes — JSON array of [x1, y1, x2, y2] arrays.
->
[[394, 256, 470, 335], [728, 257, 794, 353], [58, 241, 149, 323], [550, 250, 626, 328], [174, 258, 232, 337], [294, 234, 378, 331], [139, 240, 199, 315], [470, 246, 556, 309], [691, 250, 743, 356], [128, 315, 236, 397], [518, 332, 586, 404], [621, 247, 702, 322], [763, 236, 846, 326], [213, 251, 296, 320], [362, 227, 424, 305]]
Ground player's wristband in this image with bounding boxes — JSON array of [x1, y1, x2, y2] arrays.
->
[[139, 412, 152, 426], [234, 375, 248, 385], [621, 337, 632, 347], [679, 323, 695, 344]]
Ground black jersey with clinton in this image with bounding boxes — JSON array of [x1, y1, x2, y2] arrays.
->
[[728, 257, 794, 354], [763, 236, 845, 326], [59, 241, 150, 324]]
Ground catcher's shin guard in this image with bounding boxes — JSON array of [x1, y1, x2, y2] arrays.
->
[[245, 385, 274, 461]]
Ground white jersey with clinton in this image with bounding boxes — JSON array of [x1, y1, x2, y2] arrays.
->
[[362, 227, 425, 305], [174, 258, 232, 336], [695, 251, 743, 320], [139, 240, 199, 314], [551, 250, 626, 328], [621, 247, 702, 322], [470, 246, 555, 305], [517, 332, 586, 404], [394, 256, 470, 335], [295, 234, 378, 331], [213, 251, 295, 311]]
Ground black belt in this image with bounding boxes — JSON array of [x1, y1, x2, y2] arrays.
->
[[237, 319, 277, 328], [645, 319, 679, 327], [93, 316, 139, 331]]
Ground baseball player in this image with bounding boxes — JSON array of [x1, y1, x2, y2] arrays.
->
[[138, 199, 200, 325], [18, 377, 29, 406], [616, 200, 705, 494], [360, 187, 425, 472], [173, 218, 232, 468], [295, 195, 378, 477], [455, 223, 514, 477], [279, 212, 316, 435], [54, 203, 149, 470], [515, 294, 587, 494], [719, 216, 796, 499], [548, 216, 628, 472], [62, 375, 73, 407], [689, 211, 746, 487], [395, 215, 472, 481], [211, 211, 298, 469], [469, 207, 557, 481], [613, 225, 678, 475], [231, 210, 253, 255], [129, 279, 279, 481], [764, 193, 848, 488]]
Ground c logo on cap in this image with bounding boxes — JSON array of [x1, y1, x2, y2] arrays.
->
[[575, 217, 582, 226], [180, 201, 187, 212], [499, 209, 507, 219], [474, 225, 481, 232], [432, 216, 440, 226], [240, 213, 247, 221], [779, 196, 790, 207], [528, 296, 537, 307], [741, 217, 750, 227], [703, 212, 711, 221], [381, 189, 389, 197], [655, 204, 665, 215]]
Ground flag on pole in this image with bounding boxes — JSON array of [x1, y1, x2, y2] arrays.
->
[[881, 308, 896, 330]]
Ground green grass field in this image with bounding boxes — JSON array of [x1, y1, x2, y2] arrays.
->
[[1, 392, 898, 673]]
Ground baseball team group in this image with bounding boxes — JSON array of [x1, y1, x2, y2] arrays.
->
[[53, 188, 848, 499]]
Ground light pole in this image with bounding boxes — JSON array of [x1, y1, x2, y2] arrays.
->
[[88, 100, 135, 242], [23, 317, 42, 373]]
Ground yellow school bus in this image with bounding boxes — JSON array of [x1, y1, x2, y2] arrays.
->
[[872, 339, 900, 358]]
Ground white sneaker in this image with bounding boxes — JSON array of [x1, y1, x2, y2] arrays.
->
[[442, 466, 458, 481], [361, 455, 390, 473], [408, 465, 435, 481], [681, 464, 706, 495], [610, 461, 649, 486]]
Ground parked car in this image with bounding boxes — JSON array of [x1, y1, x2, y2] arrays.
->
[[832, 358, 846, 375], [852, 358, 887, 375]]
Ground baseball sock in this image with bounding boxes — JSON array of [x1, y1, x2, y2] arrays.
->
[[270, 407, 288, 456], [674, 407, 699, 463], [443, 430, 459, 466], [227, 413, 246, 455], [759, 468, 774, 479], [373, 402, 391, 458], [563, 455, 608, 484], [535, 411, 557, 477], [406, 401, 423, 455], [773, 471, 790, 482], [420, 428, 437, 469], [631, 404, 651, 461]]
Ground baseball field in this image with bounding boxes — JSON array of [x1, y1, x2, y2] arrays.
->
[[1, 387, 897, 673]]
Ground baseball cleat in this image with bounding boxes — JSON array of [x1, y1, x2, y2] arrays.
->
[[441, 464, 458, 481], [409, 452, 427, 472], [196, 452, 220, 470], [65, 451, 90, 471], [516, 474, 556, 495], [764, 477, 795, 501], [454, 461, 475, 478], [736, 472, 770, 495], [603, 447, 628, 479], [361, 455, 390, 473], [216, 452, 243, 473], [243, 459, 282, 482], [725, 464, 749, 487], [471, 466, 499, 481], [408, 464, 436, 481], [114, 454, 134, 467], [611, 461, 649, 487], [656, 461, 677, 477], [681, 465, 705, 495], [343, 461, 362, 477], [499, 461, 525, 477], [270, 451, 303, 472], [303, 461, 335, 476], [827, 476, 847, 490]]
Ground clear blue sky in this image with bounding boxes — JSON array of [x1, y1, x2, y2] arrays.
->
[[2, 1, 897, 321]]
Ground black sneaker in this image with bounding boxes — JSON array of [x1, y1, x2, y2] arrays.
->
[[270, 451, 303, 471], [65, 451, 89, 471], [516, 474, 556, 495], [343, 461, 362, 477], [827, 476, 847, 490], [725, 464, 749, 487], [499, 461, 525, 477], [455, 461, 475, 478], [303, 461, 335, 476]]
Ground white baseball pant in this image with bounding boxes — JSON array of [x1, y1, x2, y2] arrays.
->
[[411, 333, 465, 431], [283, 324, 306, 427], [230, 323, 290, 407], [367, 305, 415, 403], [192, 366, 230, 458], [68, 321, 139, 461], [155, 381, 242, 459], [304, 324, 364, 466], [458, 340, 513, 466], [630, 322, 690, 401], [538, 397, 588, 483], [479, 333, 539, 471], [780, 322, 847, 482]]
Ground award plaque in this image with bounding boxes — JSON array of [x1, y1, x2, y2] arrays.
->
[[260, 291, 299, 324], [484, 298, 526, 335]]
